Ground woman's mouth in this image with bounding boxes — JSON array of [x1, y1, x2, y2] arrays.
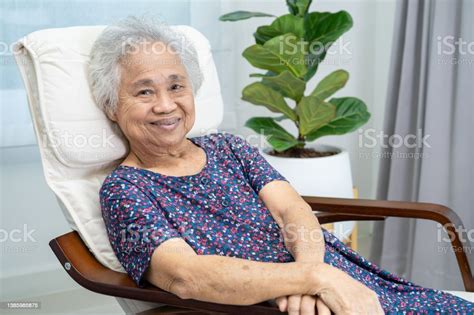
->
[[150, 117, 181, 131]]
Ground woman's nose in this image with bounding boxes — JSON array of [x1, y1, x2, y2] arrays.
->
[[152, 92, 177, 114]]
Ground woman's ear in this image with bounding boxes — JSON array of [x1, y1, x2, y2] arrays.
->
[[105, 105, 118, 122], [106, 111, 117, 122]]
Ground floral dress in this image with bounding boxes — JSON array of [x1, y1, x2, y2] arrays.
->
[[100, 132, 473, 314]]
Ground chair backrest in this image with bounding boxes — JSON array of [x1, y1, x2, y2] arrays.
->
[[13, 25, 224, 272]]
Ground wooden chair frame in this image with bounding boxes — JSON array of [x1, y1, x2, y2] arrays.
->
[[49, 196, 474, 314]]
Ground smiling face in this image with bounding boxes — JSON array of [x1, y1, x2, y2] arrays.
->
[[109, 41, 196, 153]]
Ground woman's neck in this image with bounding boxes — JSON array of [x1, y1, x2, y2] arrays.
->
[[123, 138, 193, 170]]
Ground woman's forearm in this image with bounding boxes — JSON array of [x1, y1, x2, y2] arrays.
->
[[176, 254, 319, 305], [281, 201, 326, 263]]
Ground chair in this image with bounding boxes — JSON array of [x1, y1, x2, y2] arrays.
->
[[14, 25, 474, 314]]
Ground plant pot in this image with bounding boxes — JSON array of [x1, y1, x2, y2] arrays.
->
[[260, 143, 355, 241]]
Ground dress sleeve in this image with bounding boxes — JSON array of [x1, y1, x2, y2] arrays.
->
[[223, 133, 289, 194], [100, 177, 181, 288]]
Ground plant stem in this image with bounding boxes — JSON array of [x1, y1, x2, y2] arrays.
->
[[296, 134, 306, 149]]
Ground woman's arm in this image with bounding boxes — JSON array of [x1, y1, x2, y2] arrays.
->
[[257, 181, 383, 314], [222, 133, 325, 262], [145, 237, 319, 305], [259, 180, 326, 263], [145, 237, 383, 313], [258, 180, 328, 313]]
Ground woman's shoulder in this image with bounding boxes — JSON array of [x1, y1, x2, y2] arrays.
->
[[99, 165, 147, 200]]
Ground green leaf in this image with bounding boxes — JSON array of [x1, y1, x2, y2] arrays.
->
[[303, 11, 353, 81], [254, 14, 304, 45], [249, 71, 277, 78], [254, 25, 284, 45], [305, 97, 370, 141], [243, 33, 307, 78], [286, 0, 313, 17], [303, 53, 325, 82], [310, 69, 349, 100], [304, 11, 353, 44], [245, 117, 300, 152], [286, 0, 299, 15], [219, 11, 275, 22], [242, 82, 298, 121], [249, 73, 267, 78], [272, 14, 305, 38], [273, 115, 289, 121], [296, 96, 336, 135], [262, 70, 306, 102]]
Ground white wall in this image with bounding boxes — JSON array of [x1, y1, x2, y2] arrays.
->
[[1, 146, 76, 300]]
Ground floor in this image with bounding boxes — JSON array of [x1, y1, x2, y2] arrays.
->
[[1, 288, 125, 314]]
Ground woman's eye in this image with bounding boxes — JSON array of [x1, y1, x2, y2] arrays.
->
[[137, 89, 153, 96], [170, 84, 184, 91]]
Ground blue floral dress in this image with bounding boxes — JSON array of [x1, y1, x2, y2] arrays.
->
[[100, 132, 473, 314]]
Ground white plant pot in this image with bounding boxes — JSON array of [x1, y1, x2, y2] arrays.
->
[[260, 143, 355, 241]]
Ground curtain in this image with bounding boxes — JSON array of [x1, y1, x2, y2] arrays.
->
[[371, 0, 474, 290]]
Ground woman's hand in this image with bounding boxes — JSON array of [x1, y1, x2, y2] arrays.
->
[[274, 294, 331, 315], [308, 263, 384, 315]]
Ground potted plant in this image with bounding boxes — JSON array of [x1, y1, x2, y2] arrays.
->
[[220, 0, 370, 240]]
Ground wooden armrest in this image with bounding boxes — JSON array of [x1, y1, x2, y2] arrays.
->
[[303, 196, 474, 292], [49, 231, 281, 314], [315, 212, 385, 224]]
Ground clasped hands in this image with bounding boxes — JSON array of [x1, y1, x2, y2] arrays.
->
[[272, 262, 384, 315], [274, 293, 331, 315]]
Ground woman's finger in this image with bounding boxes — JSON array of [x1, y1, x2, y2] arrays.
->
[[300, 295, 316, 315], [274, 296, 288, 313], [316, 298, 332, 315], [287, 294, 302, 315]]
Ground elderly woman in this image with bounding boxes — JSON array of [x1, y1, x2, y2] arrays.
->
[[90, 16, 473, 314]]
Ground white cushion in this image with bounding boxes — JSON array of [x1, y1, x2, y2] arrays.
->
[[13, 25, 223, 272], [443, 290, 474, 302]]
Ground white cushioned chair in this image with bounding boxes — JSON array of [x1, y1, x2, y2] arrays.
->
[[13, 25, 473, 314]]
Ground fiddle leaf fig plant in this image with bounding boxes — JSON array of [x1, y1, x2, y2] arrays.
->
[[220, 0, 371, 154]]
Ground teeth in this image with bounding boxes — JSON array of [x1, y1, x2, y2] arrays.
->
[[153, 118, 179, 126]]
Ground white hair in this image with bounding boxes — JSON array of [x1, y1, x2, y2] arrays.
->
[[88, 15, 203, 116]]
